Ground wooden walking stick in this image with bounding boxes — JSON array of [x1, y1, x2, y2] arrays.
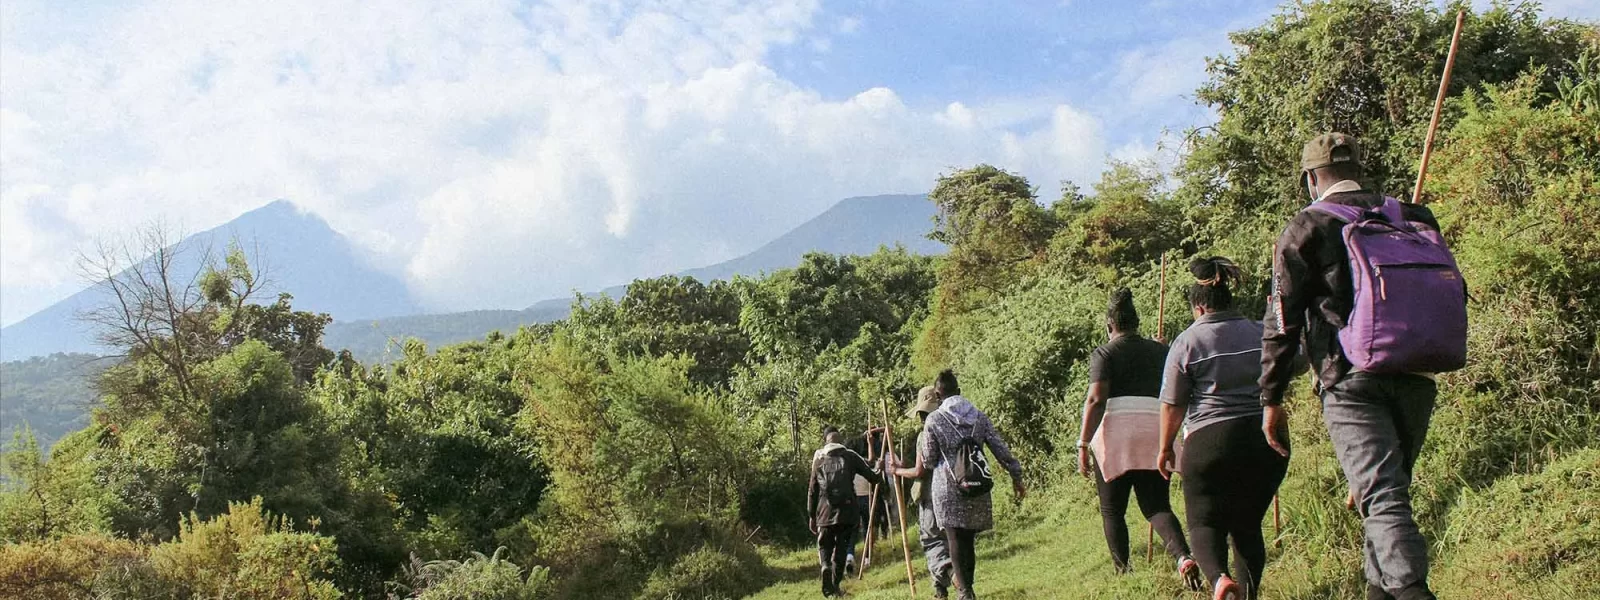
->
[[1147, 251, 1169, 564], [882, 398, 918, 596], [1157, 253, 1168, 343], [860, 415, 880, 579], [1274, 495, 1282, 539], [1412, 9, 1467, 204]]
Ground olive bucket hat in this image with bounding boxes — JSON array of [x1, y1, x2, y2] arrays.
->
[[906, 385, 941, 417], [1301, 132, 1363, 172]]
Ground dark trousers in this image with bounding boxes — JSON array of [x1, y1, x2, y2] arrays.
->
[[1095, 467, 1191, 570], [817, 523, 855, 593], [943, 527, 978, 595], [1182, 416, 1288, 599], [1322, 373, 1436, 596]]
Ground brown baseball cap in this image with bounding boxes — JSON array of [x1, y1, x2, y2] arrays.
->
[[906, 385, 941, 417], [1301, 133, 1363, 172]]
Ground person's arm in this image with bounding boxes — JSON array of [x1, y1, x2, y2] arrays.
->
[[894, 427, 936, 479], [1261, 216, 1320, 456], [982, 416, 1026, 499], [805, 457, 819, 533], [1078, 381, 1109, 477], [1261, 216, 1318, 406], [851, 450, 884, 487], [1157, 340, 1191, 480], [1077, 347, 1112, 477]]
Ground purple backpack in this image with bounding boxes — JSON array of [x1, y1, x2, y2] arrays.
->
[[1305, 197, 1468, 373]]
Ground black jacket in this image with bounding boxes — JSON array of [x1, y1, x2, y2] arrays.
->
[[807, 444, 883, 527], [1259, 189, 1443, 406]]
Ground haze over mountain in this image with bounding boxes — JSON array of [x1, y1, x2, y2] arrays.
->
[[0, 201, 423, 360], [324, 194, 943, 360], [1, 194, 941, 364]]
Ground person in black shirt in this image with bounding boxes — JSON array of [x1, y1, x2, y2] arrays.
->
[[1076, 288, 1200, 588], [809, 426, 883, 597]]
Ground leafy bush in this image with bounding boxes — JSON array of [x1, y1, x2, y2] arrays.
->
[[0, 534, 146, 600], [388, 548, 549, 600], [637, 545, 767, 600], [150, 497, 341, 600]]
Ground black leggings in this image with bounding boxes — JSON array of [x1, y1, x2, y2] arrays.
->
[[944, 527, 978, 593], [1095, 467, 1191, 571], [1181, 417, 1288, 599]]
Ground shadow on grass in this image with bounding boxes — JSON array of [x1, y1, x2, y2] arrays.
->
[[980, 535, 1046, 562]]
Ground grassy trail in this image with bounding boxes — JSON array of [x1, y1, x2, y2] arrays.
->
[[746, 446, 1600, 600], [748, 482, 1201, 600]]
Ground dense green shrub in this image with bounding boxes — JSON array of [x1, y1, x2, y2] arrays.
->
[[387, 548, 549, 600]]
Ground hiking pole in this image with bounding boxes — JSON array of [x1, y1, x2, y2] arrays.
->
[[1411, 9, 1466, 204], [1157, 253, 1168, 342], [861, 413, 880, 580], [1147, 524, 1155, 563], [1149, 251, 1168, 563], [1273, 495, 1282, 542], [882, 397, 919, 596]]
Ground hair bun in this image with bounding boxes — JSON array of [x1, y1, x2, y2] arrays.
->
[[1109, 287, 1135, 311], [1189, 256, 1241, 286]]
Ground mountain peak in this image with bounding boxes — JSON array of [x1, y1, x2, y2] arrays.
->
[[0, 198, 423, 360]]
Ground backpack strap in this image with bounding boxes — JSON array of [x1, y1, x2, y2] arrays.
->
[[1303, 195, 1408, 226], [929, 410, 973, 481], [1303, 200, 1367, 223]]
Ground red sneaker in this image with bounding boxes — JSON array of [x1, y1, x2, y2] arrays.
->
[[1177, 557, 1203, 591], [1213, 575, 1241, 600]]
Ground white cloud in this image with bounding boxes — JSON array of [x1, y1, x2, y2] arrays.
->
[[1110, 34, 1223, 111], [1, 0, 1112, 322], [836, 15, 862, 35]]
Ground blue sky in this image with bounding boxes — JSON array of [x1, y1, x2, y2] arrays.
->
[[1, 0, 1594, 325]]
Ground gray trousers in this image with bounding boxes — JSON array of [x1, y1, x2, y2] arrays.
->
[[1322, 372, 1436, 593], [918, 500, 952, 589]]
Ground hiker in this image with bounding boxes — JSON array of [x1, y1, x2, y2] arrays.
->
[[1077, 288, 1202, 588], [892, 370, 1025, 600], [899, 385, 954, 598], [809, 426, 884, 597], [1157, 257, 1288, 600], [1260, 133, 1465, 600]]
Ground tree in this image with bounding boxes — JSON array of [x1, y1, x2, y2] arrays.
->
[[1048, 159, 1193, 285], [927, 165, 1057, 300], [1178, 0, 1594, 266], [568, 276, 748, 387]]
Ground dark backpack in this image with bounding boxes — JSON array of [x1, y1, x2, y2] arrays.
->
[[936, 414, 994, 498], [1304, 196, 1468, 373], [814, 448, 858, 508]]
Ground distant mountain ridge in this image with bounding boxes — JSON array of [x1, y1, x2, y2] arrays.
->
[[326, 194, 942, 360], [0, 200, 423, 360]]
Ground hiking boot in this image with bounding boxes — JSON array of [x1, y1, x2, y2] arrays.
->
[[1367, 584, 1394, 600], [1394, 583, 1437, 600], [1212, 575, 1241, 600], [932, 583, 949, 600], [955, 588, 977, 600], [845, 554, 856, 575], [821, 568, 837, 597], [1178, 556, 1203, 591]]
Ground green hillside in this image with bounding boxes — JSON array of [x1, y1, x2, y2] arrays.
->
[[2, 2, 1596, 600]]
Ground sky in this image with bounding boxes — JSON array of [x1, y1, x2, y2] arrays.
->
[[2, 0, 1595, 325]]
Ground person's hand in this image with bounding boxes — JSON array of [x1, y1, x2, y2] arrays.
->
[[1263, 404, 1290, 457], [807, 517, 817, 535], [1345, 491, 1357, 511], [1076, 446, 1092, 478], [1012, 478, 1027, 504], [1157, 446, 1177, 480]]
